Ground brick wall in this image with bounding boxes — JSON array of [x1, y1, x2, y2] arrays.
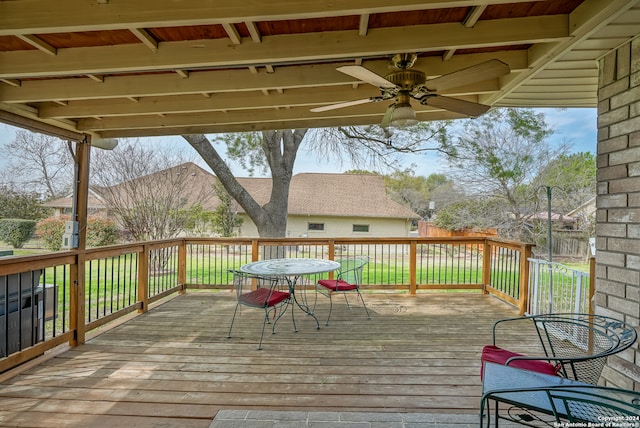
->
[[596, 39, 640, 391]]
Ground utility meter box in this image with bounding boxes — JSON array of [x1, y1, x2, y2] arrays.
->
[[61, 221, 79, 249]]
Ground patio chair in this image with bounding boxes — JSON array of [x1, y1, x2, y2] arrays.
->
[[227, 270, 292, 350], [315, 256, 371, 325], [480, 383, 640, 427], [481, 313, 638, 385]]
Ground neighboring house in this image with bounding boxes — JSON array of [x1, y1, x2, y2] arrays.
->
[[521, 198, 596, 259], [566, 197, 596, 232], [236, 173, 419, 238], [524, 197, 596, 233], [526, 212, 578, 231], [42, 187, 110, 218], [43, 164, 419, 238]]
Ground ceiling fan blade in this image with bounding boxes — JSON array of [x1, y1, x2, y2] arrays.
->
[[427, 59, 510, 92], [425, 95, 490, 117], [310, 98, 374, 112], [380, 104, 395, 128], [337, 65, 397, 89]]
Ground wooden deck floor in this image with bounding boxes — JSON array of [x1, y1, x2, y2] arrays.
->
[[0, 292, 535, 427]]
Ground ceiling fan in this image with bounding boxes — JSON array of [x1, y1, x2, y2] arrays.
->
[[311, 53, 510, 127]]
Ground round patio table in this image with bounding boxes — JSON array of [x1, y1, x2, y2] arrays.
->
[[240, 258, 340, 329]]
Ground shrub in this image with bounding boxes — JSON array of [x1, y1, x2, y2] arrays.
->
[[37, 215, 119, 251], [36, 216, 68, 251], [86, 216, 118, 247], [0, 218, 36, 248]]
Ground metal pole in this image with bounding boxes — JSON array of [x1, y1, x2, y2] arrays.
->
[[546, 186, 553, 313], [547, 186, 552, 263]]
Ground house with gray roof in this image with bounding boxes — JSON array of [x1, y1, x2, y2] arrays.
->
[[239, 173, 419, 237], [43, 163, 419, 238]]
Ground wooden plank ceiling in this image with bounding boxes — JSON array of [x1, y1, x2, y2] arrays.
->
[[1, 0, 640, 139]]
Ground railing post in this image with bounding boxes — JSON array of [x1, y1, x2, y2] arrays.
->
[[482, 239, 491, 294], [178, 239, 187, 295], [69, 251, 85, 346], [138, 244, 149, 313], [328, 240, 336, 280], [518, 244, 533, 315], [251, 240, 259, 262], [70, 138, 91, 347], [409, 240, 417, 295]]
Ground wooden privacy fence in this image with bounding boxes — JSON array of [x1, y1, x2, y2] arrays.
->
[[0, 236, 532, 372]]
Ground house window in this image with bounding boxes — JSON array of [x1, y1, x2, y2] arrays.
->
[[353, 224, 369, 233], [308, 223, 325, 231]]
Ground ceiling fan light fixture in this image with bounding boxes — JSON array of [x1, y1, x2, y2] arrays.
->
[[390, 104, 418, 127]]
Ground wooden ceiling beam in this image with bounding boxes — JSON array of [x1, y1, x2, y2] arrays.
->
[[0, 16, 566, 79], [110, 109, 470, 137], [38, 83, 499, 119], [1, 79, 21, 87], [129, 28, 159, 52], [0, 103, 83, 139], [359, 14, 370, 36], [463, 5, 487, 27], [86, 74, 105, 83], [15, 34, 57, 56], [245, 21, 262, 43], [222, 23, 242, 45], [0, 50, 527, 103], [444, 4, 487, 60], [0, 0, 547, 36], [93, 109, 470, 138], [75, 100, 479, 131]]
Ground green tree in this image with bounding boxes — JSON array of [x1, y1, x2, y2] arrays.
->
[[211, 180, 243, 237], [0, 219, 36, 248], [384, 169, 455, 219], [184, 204, 216, 237], [182, 124, 450, 238], [434, 198, 511, 231], [0, 185, 48, 220], [533, 152, 596, 214], [183, 130, 305, 238], [442, 108, 561, 238], [529, 152, 597, 256]]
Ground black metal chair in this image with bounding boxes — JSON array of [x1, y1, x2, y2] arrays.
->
[[227, 270, 292, 350], [315, 256, 371, 325], [481, 313, 638, 385], [480, 384, 640, 427]]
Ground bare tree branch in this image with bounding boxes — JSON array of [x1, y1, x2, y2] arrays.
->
[[91, 140, 207, 241], [0, 130, 73, 199]]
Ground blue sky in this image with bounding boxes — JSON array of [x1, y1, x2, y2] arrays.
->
[[294, 107, 599, 177], [0, 107, 597, 178]]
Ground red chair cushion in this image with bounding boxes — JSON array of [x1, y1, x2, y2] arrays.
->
[[239, 288, 290, 308], [481, 345, 560, 379], [318, 279, 358, 292]]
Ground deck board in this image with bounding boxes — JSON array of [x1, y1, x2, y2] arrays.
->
[[0, 292, 530, 427]]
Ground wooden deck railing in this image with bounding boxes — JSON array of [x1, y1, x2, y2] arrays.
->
[[0, 236, 533, 372]]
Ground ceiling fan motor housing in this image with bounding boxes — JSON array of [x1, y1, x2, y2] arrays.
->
[[384, 69, 426, 91]]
